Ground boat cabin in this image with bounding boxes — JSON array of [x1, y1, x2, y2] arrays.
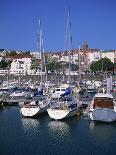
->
[[93, 97, 114, 109]]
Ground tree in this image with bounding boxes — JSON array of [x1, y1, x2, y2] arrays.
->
[[24, 51, 31, 55], [0, 60, 11, 69], [6, 51, 17, 56], [31, 59, 37, 70], [46, 61, 62, 72], [90, 57, 114, 73], [70, 63, 79, 71], [63, 62, 79, 71]]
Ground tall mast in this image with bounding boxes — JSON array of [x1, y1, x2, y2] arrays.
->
[[78, 45, 80, 71], [78, 45, 81, 80], [37, 19, 47, 85], [37, 19, 43, 84], [42, 39, 48, 83], [67, 7, 73, 87]]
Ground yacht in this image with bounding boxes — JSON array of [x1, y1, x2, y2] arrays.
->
[[20, 95, 50, 117], [47, 7, 82, 120], [89, 93, 116, 122], [50, 84, 70, 99], [47, 95, 82, 120]]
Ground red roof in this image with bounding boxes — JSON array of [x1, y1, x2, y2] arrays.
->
[[13, 54, 33, 59]]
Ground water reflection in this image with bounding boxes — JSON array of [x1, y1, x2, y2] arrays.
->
[[89, 121, 116, 142], [48, 120, 70, 139], [21, 118, 40, 133]]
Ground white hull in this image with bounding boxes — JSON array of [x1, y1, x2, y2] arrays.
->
[[21, 104, 49, 117], [89, 108, 116, 122], [47, 108, 79, 120]]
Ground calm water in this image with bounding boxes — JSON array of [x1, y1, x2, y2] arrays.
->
[[0, 105, 116, 155]]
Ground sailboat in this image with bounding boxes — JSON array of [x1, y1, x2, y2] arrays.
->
[[20, 19, 50, 117], [21, 95, 50, 117], [47, 7, 82, 120], [89, 75, 116, 122]]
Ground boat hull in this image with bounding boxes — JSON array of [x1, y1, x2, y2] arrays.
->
[[90, 108, 116, 122], [47, 108, 79, 120], [21, 106, 40, 117], [21, 104, 49, 117]]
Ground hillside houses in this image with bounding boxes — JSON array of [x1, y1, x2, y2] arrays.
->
[[101, 50, 116, 63], [10, 54, 33, 75], [0, 43, 115, 76]]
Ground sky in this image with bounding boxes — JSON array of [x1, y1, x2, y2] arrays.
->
[[0, 0, 116, 52]]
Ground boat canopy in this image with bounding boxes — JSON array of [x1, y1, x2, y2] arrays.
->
[[94, 93, 113, 99]]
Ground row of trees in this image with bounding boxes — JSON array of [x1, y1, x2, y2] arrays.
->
[[6, 51, 31, 57], [0, 57, 115, 75], [46, 61, 79, 72], [45, 57, 115, 74]]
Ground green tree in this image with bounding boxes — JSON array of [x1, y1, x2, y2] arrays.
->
[[70, 63, 79, 71], [6, 51, 17, 56], [24, 51, 31, 55], [63, 62, 79, 71], [46, 61, 62, 72], [0, 60, 11, 69], [31, 59, 37, 70], [90, 57, 114, 73]]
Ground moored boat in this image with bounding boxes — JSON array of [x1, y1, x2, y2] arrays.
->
[[47, 95, 82, 120], [21, 95, 50, 117], [89, 93, 116, 122]]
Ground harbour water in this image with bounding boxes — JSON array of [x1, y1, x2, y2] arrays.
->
[[0, 103, 116, 155]]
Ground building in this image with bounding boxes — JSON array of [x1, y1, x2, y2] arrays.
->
[[101, 50, 116, 63], [10, 54, 33, 75]]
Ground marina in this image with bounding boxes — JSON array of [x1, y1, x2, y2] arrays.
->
[[0, 75, 115, 155], [0, 1, 116, 154], [0, 74, 115, 155]]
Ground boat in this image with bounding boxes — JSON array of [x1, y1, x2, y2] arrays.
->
[[50, 84, 70, 99], [20, 95, 50, 117], [86, 86, 97, 93], [89, 71, 116, 123], [10, 89, 32, 98], [47, 8, 82, 120], [21, 19, 50, 117], [47, 95, 81, 120], [89, 93, 116, 122]]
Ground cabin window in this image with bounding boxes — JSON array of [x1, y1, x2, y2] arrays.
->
[[56, 89, 60, 91], [61, 89, 65, 91]]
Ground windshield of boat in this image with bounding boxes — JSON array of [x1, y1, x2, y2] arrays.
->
[[38, 96, 46, 101], [55, 89, 65, 91], [59, 96, 72, 101]]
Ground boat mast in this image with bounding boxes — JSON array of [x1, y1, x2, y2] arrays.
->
[[67, 7, 72, 87], [37, 19, 43, 85], [78, 45, 81, 81], [42, 39, 48, 83]]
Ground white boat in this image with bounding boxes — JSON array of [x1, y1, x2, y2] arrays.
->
[[89, 93, 116, 122], [86, 85, 97, 93], [47, 95, 82, 120], [10, 90, 32, 98], [50, 84, 70, 99], [20, 95, 50, 117], [20, 19, 51, 117]]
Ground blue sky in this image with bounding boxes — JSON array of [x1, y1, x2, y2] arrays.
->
[[0, 0, 116, 51]]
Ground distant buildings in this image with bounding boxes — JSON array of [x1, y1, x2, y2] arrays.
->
[[48, 42, 101, 71], [101, 50, 116, 63], [0, 42, 115, 76]]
